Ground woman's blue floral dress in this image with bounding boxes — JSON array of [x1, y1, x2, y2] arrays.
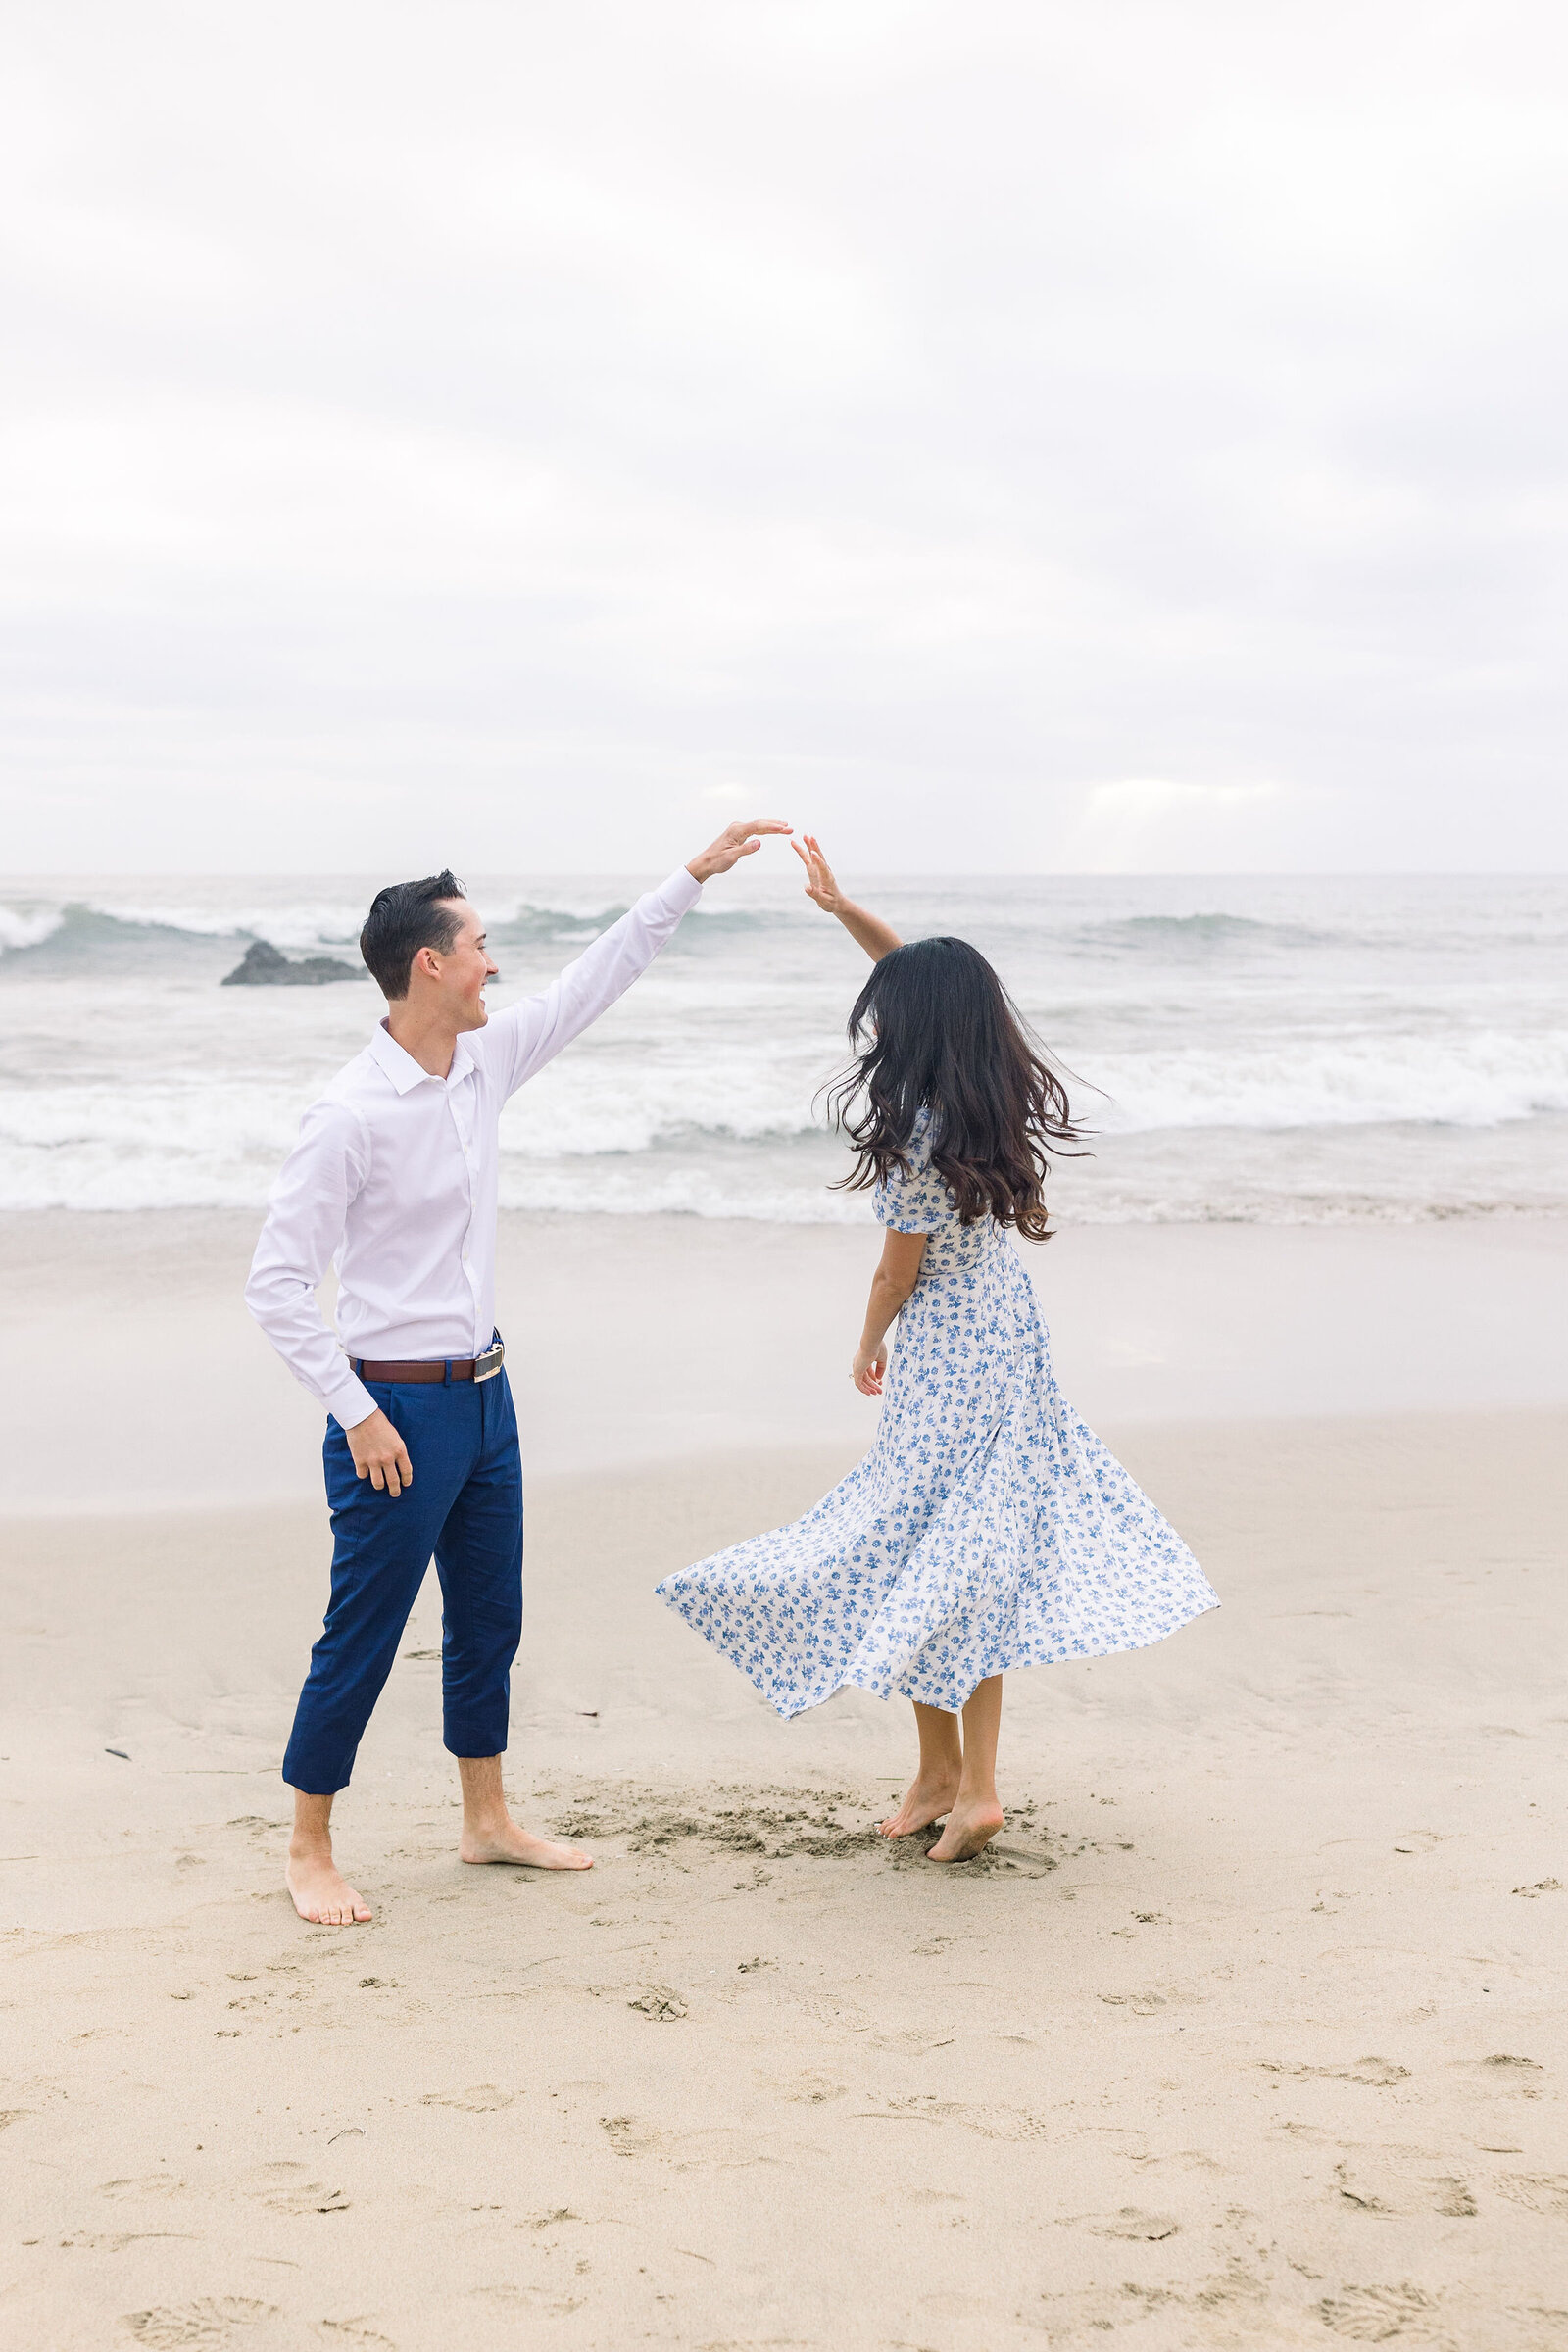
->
[[657, 1120, 1219, 1717]]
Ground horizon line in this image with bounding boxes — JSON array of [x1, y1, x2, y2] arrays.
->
[[4, 867, 1566, 885]]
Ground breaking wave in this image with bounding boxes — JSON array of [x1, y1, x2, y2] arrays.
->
[[2, 871, 1565, 1221]]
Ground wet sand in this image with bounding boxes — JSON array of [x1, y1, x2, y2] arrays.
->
[[2, 1205, 1566, 1507]]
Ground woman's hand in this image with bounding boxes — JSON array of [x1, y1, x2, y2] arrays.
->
[[793, 834, 903, 960], [793, 833, 849, 914], [852, 1234, 924, 1395]]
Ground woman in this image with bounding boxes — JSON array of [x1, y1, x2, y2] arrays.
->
[[657, 840, 1218, 1862]]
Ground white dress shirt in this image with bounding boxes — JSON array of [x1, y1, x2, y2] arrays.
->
[[246, 865, 703, 1432]]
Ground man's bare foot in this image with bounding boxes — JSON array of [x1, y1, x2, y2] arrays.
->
[[925, 1799, 1004, 1864], [460, 1821, 593, 1872], [879, 1772, 961, 1838], [286, 1848, 372, 1926]]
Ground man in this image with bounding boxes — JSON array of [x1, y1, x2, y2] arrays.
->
[[247, 817, 790, 1926]]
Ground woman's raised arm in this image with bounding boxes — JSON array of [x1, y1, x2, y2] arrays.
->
[[793, 835, 902, 962]]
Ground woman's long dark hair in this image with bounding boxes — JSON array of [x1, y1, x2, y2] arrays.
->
[[825, 937, 1087, 1242]]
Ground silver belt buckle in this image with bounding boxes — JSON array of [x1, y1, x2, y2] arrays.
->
[[474, 1338, 505, 1383]]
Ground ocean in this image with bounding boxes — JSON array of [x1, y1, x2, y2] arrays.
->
[[1, 872, 1564, 1225]]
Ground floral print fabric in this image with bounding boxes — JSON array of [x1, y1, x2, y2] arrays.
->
[[657, 1121, 1219, 1717]]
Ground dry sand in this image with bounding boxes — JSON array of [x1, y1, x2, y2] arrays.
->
[[2, 1216, 1566, 2348]]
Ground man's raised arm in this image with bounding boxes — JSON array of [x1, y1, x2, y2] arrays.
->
[[492, 818, 790, 1096]]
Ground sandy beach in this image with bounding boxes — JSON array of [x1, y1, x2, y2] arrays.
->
[[3, 1212, 1566, 2349], [8, 1, 1568, 2339]]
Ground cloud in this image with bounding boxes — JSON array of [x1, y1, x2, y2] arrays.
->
[[1057, 780, 1297, 874], [0, 1, 1565, 871]]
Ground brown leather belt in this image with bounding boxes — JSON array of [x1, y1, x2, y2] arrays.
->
[[352, 1338, 505, 1385]]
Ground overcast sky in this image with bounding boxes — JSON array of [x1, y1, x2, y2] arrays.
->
[[3, 1, 1566, 875]]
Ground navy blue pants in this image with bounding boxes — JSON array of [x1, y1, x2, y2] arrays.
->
[[282, 1368, 523, 1795]]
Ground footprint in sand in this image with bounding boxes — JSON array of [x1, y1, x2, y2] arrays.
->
[[1032, 2281, 1156, 2338], [1452, 2053, 1544, 2099], [1085, 2207, 1181, 2241], [245, 2161, 350, 2215], [1261, 2057, 1410, 2088], [627, 1984, 688, 2020], [858, 2095, 1052, 2142], [466, 2282, 586, 2319], [764, 2070, 846, 2104], [122, 2299, 278, 2349], [1333, 2158, 1476, 2218], [597, 2115, 763, 2170], [1100, 1988, 1178, 2018], [1497, 2173, 1568, 2217], [600, 2115, 665, 2159], [1317, 2281, 1442, 2340], [417, 2085, 514, 2111]]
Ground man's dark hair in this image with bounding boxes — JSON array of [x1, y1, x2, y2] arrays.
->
[[359, 870, 468, 1000]]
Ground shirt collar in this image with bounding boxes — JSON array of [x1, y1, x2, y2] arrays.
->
[[367, 1020, 477, 1094], [368, 1021, 438, 1095]]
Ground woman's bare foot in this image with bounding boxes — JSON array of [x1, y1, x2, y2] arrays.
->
[[460, 1822, 593, 1872], [879, 1772, 961, 1838], [925, 1799, 1004, 1864], [286, 1848, 371, 1925]]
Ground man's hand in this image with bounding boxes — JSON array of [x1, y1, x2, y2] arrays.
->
[[345, 1406, 414, 1498], [687, 818, 793, 882]]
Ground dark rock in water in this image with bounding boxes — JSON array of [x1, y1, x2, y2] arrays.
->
[[221, 939, 360, 987]]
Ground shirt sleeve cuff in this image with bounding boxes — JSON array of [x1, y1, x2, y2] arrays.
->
[[324, 1371, 378, 1432], [660, 866, 705, 912]]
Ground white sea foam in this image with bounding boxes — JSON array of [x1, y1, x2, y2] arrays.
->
[[1, 871, 1564, 1221], [0, 904, 66, 953], [1094, 1033, 1568, 1134]]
